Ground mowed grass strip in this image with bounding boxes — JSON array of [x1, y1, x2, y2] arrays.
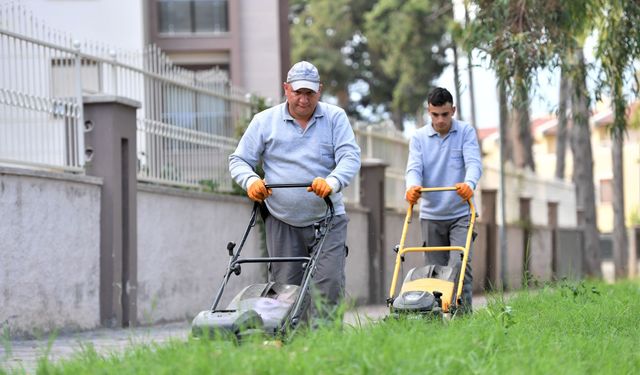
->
[[10, 280, 640, 374]]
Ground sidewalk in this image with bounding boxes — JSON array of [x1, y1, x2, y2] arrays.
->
[[1, 294, 492, 373]]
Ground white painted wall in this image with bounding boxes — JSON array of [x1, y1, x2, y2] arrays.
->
[[239, 0, 283, 104], [21, 0, 144, 51], [481, 164, 578, 228]]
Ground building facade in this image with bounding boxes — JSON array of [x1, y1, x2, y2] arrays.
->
[[146, 0, 290, 103], [480, 102, 640, 234], [18, 0, 289, 104]]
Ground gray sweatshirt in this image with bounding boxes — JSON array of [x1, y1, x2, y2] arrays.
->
[[229, 102, 361, 226]]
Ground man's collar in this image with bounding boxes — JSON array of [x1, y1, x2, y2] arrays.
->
[[282, 102, 325, 121], [427, 118, 459, 137]]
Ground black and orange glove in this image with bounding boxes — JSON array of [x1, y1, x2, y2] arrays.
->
[[455, 182, 473, 201], [307, 177, 332, 198], [247, 179, 272, 202], [405, 185, 422, 205]]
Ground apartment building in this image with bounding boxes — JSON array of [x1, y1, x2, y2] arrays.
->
[[480, 102, 640, 234], [146, 0, 290, 103]]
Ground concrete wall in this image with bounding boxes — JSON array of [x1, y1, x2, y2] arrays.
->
[[555, 229, 584, 280], [2, 167, 594, 336], [136, 186, 265, 324], [344, 205, 370, 305], [0, 167, 102, 337], [136, 185, 372, 323], [528, 228, 553, 283]]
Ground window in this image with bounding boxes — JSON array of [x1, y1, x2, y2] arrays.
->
[[158, 0, 228, 34]]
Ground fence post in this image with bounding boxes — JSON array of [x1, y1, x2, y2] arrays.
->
[[73, 40, 86, 168], [359, 159, 388, 303], [548, 201, 558, 277], [366, 126, 374, 159], [109, 50, 118, 94], [481, 189, 499, 290], [83, 95, 140, 328], [520, 197, 532, 284]]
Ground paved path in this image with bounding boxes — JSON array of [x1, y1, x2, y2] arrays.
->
[[1, 294, 492, 374]]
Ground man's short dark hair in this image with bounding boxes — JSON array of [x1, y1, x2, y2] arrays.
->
[[427, 87, 454, 106]]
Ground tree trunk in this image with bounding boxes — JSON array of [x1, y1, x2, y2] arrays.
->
[[335, 89, 350, 110], [464, 1, 478, 134], [499, 81, 513, 163], [512, 76, 535, 171], [450, 0, 463, 121], [555, 68, 570, 180], [452, 43, 463, 121], [498, 78, 509, 287], [612, 123, 628, 279], [415, 106, 424, 129], [569, 48, 601, 278], [391, 110, 404, 132]]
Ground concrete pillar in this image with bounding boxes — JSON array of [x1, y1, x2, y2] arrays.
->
[[83, 95, 140, 328], [548, 201, 559, 276], [519, 197, 531, 283], [630, 226, 639, 277], [359, 159, 387, 304]]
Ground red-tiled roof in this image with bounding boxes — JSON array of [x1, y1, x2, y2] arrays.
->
[[477, 116, 554, 140], [594, 102, 640, 127], [479, 101, 639, 139], [478, 127, 498, 140]]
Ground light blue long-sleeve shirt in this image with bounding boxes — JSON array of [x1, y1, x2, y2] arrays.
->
[[229, 101, 361, 226], [405, 119, 482, 220]]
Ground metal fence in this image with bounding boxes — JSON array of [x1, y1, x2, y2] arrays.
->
[[0, 2, 251, 190], [0, 2, 415, 207], [0, 3, 85, 172], [133, 44, 250, 190], [354, 121, 409, 209]]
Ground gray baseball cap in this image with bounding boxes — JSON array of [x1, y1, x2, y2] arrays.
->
[[286, 61, 320, 92]]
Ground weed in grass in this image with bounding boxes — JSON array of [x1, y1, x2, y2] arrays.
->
[[483, 291, 516, 332], [559, 279, 601, 301]]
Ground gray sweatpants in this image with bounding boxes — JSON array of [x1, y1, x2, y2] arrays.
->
[[265, 214, 348, 320], [420, 215, 475, 312]]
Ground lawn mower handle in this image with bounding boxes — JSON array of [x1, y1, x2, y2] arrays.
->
[[265, 182, 334, 214], [389, 186, 476, 311], [209, 182, 334, 311]]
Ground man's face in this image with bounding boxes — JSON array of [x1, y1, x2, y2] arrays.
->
[[284, 83, 322, 121], [428, 102, 456, 136]]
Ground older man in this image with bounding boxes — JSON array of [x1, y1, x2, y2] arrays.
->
[[229, 61, 361, 323]]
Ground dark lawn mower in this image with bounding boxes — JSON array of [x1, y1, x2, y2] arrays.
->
[[191, 183, 334, 340], [387, 186, 476, 319]]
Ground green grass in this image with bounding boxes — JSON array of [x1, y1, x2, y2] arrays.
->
[[4, 279, 640, 374]]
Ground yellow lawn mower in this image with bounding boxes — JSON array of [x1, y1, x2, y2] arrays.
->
[[387, 186, 475, 319]]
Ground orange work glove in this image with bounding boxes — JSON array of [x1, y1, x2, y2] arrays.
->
[[307, 177, 332, 198], [455, 182, 473, 201], [405, 185, 422, 205], [247, 179, 272, 202]]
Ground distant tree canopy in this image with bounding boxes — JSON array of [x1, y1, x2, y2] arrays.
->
[[289, 0, 452, 130]]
